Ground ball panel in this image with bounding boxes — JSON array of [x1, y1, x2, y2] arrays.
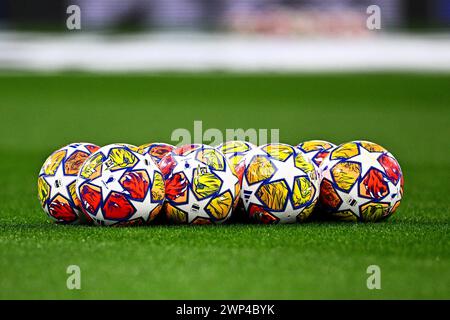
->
[[107, 147, 138, 171], [159, 153, 177, 178], [37, 176, 50, 207], [331, 161, 361, 191], [311, 150, 330, 167], [261, 144, 293, 161], [218, 141, 251, 154], [80, 152, 104, 180], [102, 192, 136, 221], [233, 182, 241, 208], [330, 142, 359, 160], [68, 181, 80, 208], [248, 204, 279, 224], [359, 168, 389, 199], [196, 148, 225, 171], [319, 179, 342, 209], [165, 203, 188, 224], [175, 144, 202, 156], [235, 161, 245, 183], [191, 217, 213, 225], [42, 149, 66, 175], [138, 143, 175, 165], [148, 203, 163, 223], [192, 169, 222, 200], [400, 176, 404, 196], [300, 140, 334, 152], [294, 153, 316, 174], [64, 151, 90, 175], [85, 144, 100, 153], [360, 141, 386, 153], [151, 171, 165, 202], [245, 155, 276, 185], [165, 172, 188, 204], [48, 194, 78, 223], [378, 154, 401, 184], [389, 200, 401, 216], [296, 199, 317, 222], [256, 180, 288, 212], [360, 202, 390, 222], [228, 155, 244, 167], [205, 190, 233, 220], [79, 183, 102, 215], [120, 170, 150, 201], [292, 176, 315, 208]]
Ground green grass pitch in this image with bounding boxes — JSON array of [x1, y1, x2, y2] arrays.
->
[[0, 73, 449, 299]]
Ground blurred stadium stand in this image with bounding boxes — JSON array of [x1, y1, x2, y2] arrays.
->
[[0, 0, 449, 72], [0, 0, 448, 31]]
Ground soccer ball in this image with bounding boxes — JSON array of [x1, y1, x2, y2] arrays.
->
[[37, 142, 100, 224], [240, 143, 320, 224], [75, 143, 165, 226], [159, 144, 240, 224], [138, 142, 175, 165], [319, 140, 403, 222], [297, 140, 336, 167]]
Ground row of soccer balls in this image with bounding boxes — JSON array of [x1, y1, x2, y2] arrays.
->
[[37, 140, 404, 226]]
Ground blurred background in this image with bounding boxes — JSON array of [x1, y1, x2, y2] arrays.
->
[[0, 0, 449, 72], [1, 0, 450, 32]]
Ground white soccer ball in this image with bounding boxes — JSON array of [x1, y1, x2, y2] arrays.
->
[[159, 144, 240, 224], [75, 143, 165, 226], [240, 143, 320, 224], [38, 142, 100, 224], [319, 140, 404, 222]]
